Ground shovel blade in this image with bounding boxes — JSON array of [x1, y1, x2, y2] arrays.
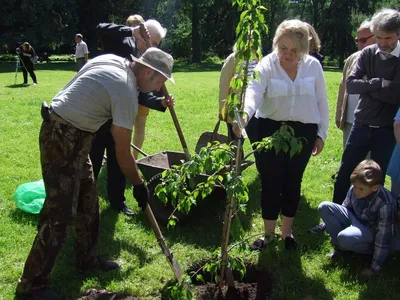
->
[[169, 256, 184, 281]]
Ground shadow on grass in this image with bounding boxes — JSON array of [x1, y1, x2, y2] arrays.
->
[[5, 84, 31, 88], [95, 168, 152, 266], [9, 208, 38, 227], [50, 237, 131, 300], [320, 247, 400, 300], [258, 247, 334, 300], [357, 254, 400, 300], [0, 62, 76, 73]]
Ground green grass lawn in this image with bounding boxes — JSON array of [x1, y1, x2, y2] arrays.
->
[[1, 61, 400, 300]]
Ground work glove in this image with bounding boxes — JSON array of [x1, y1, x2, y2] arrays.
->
[[133, 182, 150, 211]]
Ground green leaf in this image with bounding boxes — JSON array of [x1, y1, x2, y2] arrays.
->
[[196, 274, 204, 283]]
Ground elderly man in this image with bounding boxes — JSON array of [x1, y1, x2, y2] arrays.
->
[[15, 48, 175, 300], [331, 8, 400, 206], [74, 33, 88, 71], [95, 18, 169, 216]]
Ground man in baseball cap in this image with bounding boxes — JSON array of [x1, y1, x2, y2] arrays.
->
[[16, 48, 174, 299]]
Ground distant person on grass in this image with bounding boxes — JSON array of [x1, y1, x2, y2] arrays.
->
[[311, 8, 400, 234], [17, 42, 38, 85], [319, 160, 400, 281], [73, 33, 88, 71], [95, 16, 172, 216], [310, 20, 376, 234], [233, 19, 329, 251], [15, 48, 175, 300]]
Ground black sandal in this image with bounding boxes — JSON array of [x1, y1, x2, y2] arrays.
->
[[250, 234, 275, 251]]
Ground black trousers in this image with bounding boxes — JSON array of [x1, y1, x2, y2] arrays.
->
[[254, 118, 317, 220], [21, 59, 37, 84], [90, 120, 127, 210]]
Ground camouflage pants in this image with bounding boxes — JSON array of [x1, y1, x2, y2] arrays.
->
[[17, 120, 98, 294]]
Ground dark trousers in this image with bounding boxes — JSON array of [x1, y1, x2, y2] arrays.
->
[[17, 121, 98, 294], [254, 118, 317, 220], [76, 57, 86, 72], [332, 122, 396, 204], [21, 59, 37, 84], [90, 120, 127, 210]]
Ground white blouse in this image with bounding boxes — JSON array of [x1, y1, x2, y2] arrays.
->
[[244, 51, 329, 141]]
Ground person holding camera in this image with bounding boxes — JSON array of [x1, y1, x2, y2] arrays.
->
[[17, 42, 38, 85]]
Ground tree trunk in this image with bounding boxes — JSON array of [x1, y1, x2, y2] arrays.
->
[[191, 0, 201, 63]]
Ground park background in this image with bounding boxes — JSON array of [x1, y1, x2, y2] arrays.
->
[[1, 0, 399, 66], [1, 0, 400, 300]]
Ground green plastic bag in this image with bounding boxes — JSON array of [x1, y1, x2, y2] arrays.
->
[[14, 180, 46, 214]]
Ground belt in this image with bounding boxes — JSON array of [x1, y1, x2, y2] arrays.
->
[[49, 110, 70, 126], [41, 102, 72, 126], [354, 122, 392, 129]]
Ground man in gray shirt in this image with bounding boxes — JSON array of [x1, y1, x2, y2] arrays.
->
[[16, 48, 174, 300], [332, 8, 400, 205]]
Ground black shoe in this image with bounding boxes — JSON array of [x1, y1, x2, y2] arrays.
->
[[327, 248, 348, 261], [97, 256, 120, 271], [309, 223, 326, 234], [284, 236, 298, 250], [31, 288, 64, 300], [120, 207, 135, 217]]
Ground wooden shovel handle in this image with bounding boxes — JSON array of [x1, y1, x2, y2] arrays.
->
[[144, 204, 183, 281], [138, 24, 191, 161]]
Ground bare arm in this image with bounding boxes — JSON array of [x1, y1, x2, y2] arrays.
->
[[110, 125, 143, 185]]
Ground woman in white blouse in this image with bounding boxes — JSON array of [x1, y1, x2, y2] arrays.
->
[[234, 19, 329, 250]]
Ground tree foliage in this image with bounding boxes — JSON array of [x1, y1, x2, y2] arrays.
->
[[1, 0, 399, 64]]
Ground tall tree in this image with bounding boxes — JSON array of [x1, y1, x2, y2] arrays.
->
[[191, 0, 201, 62]]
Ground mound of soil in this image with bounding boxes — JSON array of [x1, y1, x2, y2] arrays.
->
[[188, 261, 273, 300], [76, 288, 140, 300]]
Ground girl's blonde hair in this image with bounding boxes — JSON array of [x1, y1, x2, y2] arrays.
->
[[273, 20, 309, 58]]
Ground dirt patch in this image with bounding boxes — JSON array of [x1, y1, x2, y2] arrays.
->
[[76, 288, 140, 300], [188, 261, 274, 300]]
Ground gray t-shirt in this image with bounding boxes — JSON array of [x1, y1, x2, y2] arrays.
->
[[51, 54, 138, 133]]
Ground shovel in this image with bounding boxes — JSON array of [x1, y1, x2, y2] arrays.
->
[[130, 131, 184, 281], [144, 204, 183, 281], [139, 24, 191, 162]]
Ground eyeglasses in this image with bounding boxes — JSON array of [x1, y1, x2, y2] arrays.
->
[[355, 35, 374, 44]]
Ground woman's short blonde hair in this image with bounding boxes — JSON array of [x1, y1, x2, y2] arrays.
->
[[273, 20, 310, 58], [126, 14, 145, 26], [305, 23, 321, 53]]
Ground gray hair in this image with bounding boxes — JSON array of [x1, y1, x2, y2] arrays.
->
[[358, 19, 372, 32], [273, 19, 309, 58], [145, 19, 167, 41], [371, 8, 400, 35]]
